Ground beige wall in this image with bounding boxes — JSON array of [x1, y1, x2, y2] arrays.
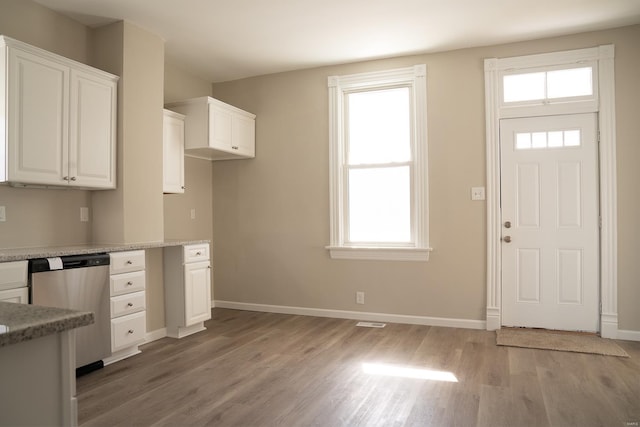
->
[[211, 25, 640, 332], [0, 0, 93, 249]]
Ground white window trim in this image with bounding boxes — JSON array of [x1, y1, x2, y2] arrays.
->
[[326, 65, 431, 261], [484, 45, 618, 338]]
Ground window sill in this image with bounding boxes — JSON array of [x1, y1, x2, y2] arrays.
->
[[326, 246, 432, 261]]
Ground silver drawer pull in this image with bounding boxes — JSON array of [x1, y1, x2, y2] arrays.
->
[[127, 303, 134, 307], [126, 260, 133, 265], [63, 176, 70, 181], [70, 176, 77, 181], [126, 281, 133, 286], [128, 329, 134, 334], [196, 251, 202, 256]]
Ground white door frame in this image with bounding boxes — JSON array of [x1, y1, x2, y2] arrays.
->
[[484, 45, 618, 338]]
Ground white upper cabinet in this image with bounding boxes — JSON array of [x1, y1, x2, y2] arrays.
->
[[165, 96, 255, 161], [0, 36, 118, 189], [163, 109, 185, 193]]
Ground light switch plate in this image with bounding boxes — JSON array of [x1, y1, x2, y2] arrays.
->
[[80, 207, 89, 222], [190, 208, 196, 220], [0, 206, 5, 222], [471, 187, 486, 201]]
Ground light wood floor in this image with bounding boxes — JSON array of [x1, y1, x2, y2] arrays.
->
[[77, 308, 640, 426]]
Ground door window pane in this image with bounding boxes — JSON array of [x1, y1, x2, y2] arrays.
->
[[348, 166, 411, 243], [347, 87, 411, 165]]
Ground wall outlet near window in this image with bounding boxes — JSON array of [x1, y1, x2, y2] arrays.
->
[[80, 207, 89, 222], [190, 208, 196, 220], [356, 291, 365, 305]]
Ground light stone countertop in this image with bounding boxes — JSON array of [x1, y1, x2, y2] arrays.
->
[[0, 239, 210, 262], [0, 302, 93, 347]]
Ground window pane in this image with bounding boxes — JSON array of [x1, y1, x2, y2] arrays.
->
[[564, 130, 581, 146], [548, 131, 563, 147], [503, 72, 545, 102], [516, 133, 531, 150], [347, 87, 411, 165], [348, 166, 411, 243], [532, 132, 547, 149], [547, 67, 593, 99]]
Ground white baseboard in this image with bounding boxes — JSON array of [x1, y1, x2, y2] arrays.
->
[[145, 327, 167, 344], [214, 300, 486, 330], [617, 329, 640, 342]]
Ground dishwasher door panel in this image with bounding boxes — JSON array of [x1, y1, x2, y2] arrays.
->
[[31, 265, 111, 368]]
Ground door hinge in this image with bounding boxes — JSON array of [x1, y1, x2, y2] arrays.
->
[[599, 216, 602, 228], [597, 130, 601, 143]]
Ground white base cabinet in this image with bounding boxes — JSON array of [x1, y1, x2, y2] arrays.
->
[[164, 244, 211, 338], [0, 261, 28, 303], [106, 250, 146, 364]]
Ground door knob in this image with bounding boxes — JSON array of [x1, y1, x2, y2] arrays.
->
[[503, 236, 512, 243], [504, 221, 512, 229]]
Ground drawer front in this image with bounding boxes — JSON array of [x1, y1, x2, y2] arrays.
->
[[110, 270, 146, 296], [111, 291, 146, 317], [183, 244, 210, 263], [0, 287, 29, 304], [110, 250, 145, 274], [111, 311, 146, 352], [0, 261, 27, 291]]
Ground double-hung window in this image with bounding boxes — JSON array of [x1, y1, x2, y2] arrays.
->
[[327, 65, 430, 261]]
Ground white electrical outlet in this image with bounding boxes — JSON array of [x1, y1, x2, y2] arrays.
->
[[80, 207, 89, 222], [0, 206, 5, 222], [356, 291, 365, 305], [190, 208, 196, 220], [471, 186, 486, 201]]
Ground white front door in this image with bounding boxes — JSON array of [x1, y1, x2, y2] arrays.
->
[[501, 113, 599, 332]]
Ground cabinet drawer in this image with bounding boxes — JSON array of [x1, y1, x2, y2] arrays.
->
[[110, 270, 146, 296], [111, 291, 146, 317], [0, 287, 28, 304], [184, 244, 209, 263], [111, 311, 146, 352], [110, 250, 145, 274], [0, 261, 27, 291]]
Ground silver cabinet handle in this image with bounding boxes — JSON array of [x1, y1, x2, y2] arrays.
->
[[126, 260, 133, 265], [127, 302, 134, 307], [126, 281, 133, 286], [504, 221, 512, 228], [503, 236, 512, 243], [128, 329, 134, 334], [63, 176, 70, 181], [196, 251, 202, 256], [231, 146, 239, 150], [70, 176, 77, 181]]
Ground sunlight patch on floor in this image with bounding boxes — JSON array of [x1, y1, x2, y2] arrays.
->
[[361, 362, 458, 382]]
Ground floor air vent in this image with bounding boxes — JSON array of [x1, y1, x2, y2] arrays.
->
[[356, 321, 386, 328]]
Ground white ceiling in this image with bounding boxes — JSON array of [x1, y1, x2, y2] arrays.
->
[[34, 0, 640, 83]]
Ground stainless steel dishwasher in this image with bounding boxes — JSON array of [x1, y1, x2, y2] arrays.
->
[[30, 253, 111, 376]]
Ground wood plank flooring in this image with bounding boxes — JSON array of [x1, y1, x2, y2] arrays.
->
[[77, 308, 640, 426]]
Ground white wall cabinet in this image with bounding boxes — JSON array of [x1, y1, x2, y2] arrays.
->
[[164, 243, 211, 338], [165, 96, 255, 161], [0, 261, 28, 304], [0, 36, 118, 189], [106, 250, 146, 364], [163, 109, 185, 193]]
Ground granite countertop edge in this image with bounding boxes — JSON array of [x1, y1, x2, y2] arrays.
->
[[0, 302, 94, 347], [0, 239, 211, 262]]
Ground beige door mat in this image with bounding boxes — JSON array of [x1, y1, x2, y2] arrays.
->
[[496, 327, 629, 357]]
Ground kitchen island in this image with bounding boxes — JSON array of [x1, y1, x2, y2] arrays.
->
[[0, 302, 93, 426]]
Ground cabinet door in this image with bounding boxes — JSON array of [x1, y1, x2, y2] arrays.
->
[[7, 47, 69, 185], [184, 261, 211, 326], [232, 114, 255, 157], [208, 103, 233, 151], [69, 69, 117, 188], [163, 110, 185, 193]]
